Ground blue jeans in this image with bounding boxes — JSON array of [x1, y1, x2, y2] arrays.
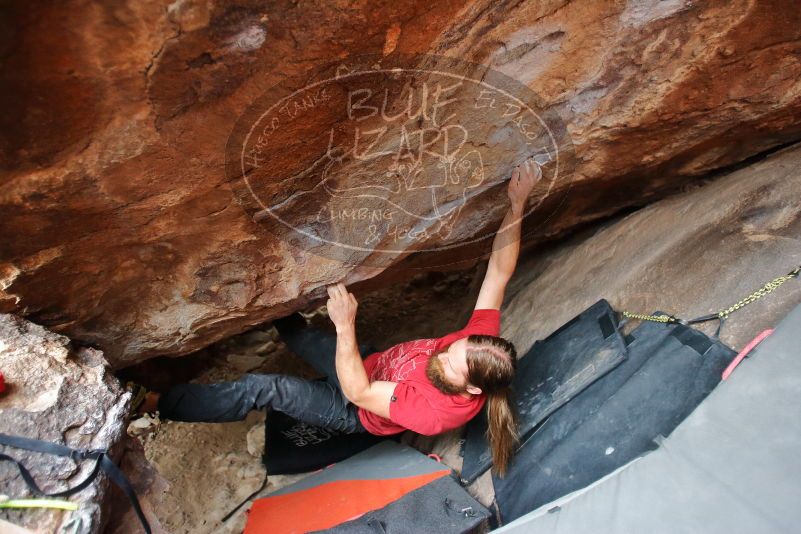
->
[[158, 326, 378, 434]]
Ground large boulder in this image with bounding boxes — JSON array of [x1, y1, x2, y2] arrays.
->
[[2, 0, 800, 366], [0, 314, 130, 533]]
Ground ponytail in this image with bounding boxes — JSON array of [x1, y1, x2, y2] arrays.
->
[[486, 388, 519, 476], [466, 334, 519, 477]]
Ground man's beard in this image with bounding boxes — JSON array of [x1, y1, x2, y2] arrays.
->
[[426, 353, 468, 395]]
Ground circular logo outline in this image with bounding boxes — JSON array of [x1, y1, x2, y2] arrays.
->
[[226, 54, 575, 268]]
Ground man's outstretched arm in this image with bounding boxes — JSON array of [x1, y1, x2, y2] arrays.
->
[[475, 158, 541, 310], [326, 283, 395, 418]]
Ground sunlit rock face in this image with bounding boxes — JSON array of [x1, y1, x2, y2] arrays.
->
[[1, 0, 800, 366]]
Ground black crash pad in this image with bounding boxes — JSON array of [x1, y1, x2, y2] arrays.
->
[[459, 299, 628, 484], [493, 317, 737, 523]]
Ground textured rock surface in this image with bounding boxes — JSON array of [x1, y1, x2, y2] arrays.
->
[[104, 435, 170, 534], [503, 142, 801, 356], [2, 0, 801, 366], [0, 314, 129, 533]]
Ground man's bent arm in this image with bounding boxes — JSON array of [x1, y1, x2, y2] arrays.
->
[[334, 323, 394, 418]]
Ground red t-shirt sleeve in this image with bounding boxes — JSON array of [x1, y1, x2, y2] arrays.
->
[[464, 308, 501, 336], [388, 382, 445, 436]]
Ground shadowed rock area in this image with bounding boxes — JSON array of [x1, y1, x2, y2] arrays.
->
[[2, 0, 801, 366]]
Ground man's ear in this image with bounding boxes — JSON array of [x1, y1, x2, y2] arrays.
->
[[466, 384, 482, 396]]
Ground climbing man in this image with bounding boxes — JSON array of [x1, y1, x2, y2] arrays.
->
[[131, 157, 541, 475]]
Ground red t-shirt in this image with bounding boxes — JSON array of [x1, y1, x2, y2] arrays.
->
[[358, 309, 501, 436]]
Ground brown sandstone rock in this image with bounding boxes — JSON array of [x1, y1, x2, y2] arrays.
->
[[1, 0, 800, 366]]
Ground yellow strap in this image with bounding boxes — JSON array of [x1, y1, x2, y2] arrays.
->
[[0, 498, 78, 511]]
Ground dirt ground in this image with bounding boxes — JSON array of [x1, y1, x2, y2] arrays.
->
[[107, 269, 483, 533]]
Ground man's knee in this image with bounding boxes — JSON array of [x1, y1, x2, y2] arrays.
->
[[238, 373, 307, 407], [235, 373, 271, 395], [232, 373, 278, 411]]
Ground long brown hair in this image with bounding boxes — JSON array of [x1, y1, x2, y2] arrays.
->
[[465, 334, 518, 476]]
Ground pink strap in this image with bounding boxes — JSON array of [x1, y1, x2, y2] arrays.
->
[[722, 329, 774, 380]]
